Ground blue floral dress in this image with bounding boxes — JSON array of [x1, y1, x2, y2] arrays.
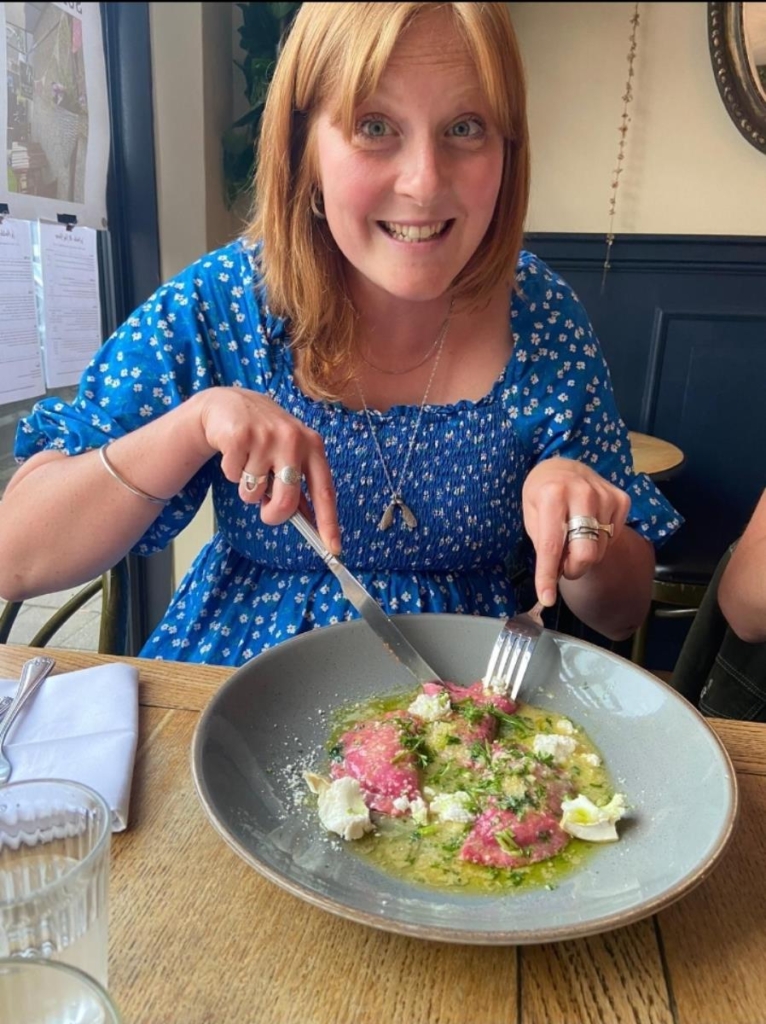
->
[[15, 240, 682, 665]]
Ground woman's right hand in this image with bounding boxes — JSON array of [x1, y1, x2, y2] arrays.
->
[[194, 388, 341, 554]]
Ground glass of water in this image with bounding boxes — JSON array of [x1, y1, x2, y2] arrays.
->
[[0, 779, 111, 988], [0, 957, 121, 1023]]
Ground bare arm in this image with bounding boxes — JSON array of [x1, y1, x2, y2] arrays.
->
[[0, 388, 340, 601], [558, 527, 654, 641], [717, 490, 766, 644], [522, 458, 654, 641]]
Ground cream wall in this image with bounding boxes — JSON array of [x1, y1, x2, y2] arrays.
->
[[149, 2, 240, 586], [511, 2, 766, 234]]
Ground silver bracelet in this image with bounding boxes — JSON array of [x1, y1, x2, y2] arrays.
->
[[99, 441, 170, 506]]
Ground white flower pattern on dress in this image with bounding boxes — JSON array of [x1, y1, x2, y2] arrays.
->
[[15, 241, 682, 666]]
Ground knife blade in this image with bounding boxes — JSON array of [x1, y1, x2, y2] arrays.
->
[[288, 512, 441, 685]]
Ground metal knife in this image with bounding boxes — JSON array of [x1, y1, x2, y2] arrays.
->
[[288, 511, 442, 685]]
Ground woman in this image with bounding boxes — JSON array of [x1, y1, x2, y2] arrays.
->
[[0, 3, 680, 665]]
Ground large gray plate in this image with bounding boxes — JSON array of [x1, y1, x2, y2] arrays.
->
[[191, 614, 738, 945]]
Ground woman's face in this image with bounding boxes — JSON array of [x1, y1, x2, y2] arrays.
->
[[313, 10, 505, 307]]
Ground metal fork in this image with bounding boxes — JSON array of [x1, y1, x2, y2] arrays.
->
[[482, 601, 545, 702], [0, 655, 56, 785]]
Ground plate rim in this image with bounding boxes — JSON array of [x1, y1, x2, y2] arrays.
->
[[190, 616, 740, 946]]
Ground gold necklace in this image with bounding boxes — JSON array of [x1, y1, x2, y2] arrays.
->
[[358, 332, 442, 376], [355, 311, 451, 531]]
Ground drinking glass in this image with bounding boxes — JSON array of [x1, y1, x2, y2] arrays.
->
[[0, 779, 111, 987], [0, 957, 121, 1023]]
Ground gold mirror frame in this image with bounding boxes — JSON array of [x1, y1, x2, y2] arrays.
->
[[709, 2, 766, 154]]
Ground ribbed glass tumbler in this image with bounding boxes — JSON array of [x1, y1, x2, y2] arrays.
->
[[0, 779, 111, 987]]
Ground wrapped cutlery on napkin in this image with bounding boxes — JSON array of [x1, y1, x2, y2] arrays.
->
[[0, 663, 139, 831]]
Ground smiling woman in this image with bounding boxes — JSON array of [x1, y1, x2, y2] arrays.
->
[[0, 3, 680, 668]]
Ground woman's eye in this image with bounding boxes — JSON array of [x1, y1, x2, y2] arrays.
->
[[357, 117, 392, 139], [448, 117, 484, 139]]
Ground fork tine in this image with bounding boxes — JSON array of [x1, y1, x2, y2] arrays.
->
[[501, 636, 524, 686], [487, 627, 515, 684], [509, 638, 534, 702], [483, 604, 543, 699], [482, 640, 503, 688], [495, 634, 516, 681]]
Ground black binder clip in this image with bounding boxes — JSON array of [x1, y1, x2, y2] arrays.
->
[[57, 213, 78, 232]]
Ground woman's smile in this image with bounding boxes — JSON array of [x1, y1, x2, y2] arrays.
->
[[378, 220, 452, 242]]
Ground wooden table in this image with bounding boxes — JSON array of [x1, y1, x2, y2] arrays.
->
[[629, 430, 685, 480], [2, 645, 765, 1024]]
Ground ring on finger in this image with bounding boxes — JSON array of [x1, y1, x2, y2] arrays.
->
[[566, 514, 599, 533], [241, 471, 269, 493], [566, 515, 614, 539], [275, 465, 301, 486], [567, 525, 600, 543]]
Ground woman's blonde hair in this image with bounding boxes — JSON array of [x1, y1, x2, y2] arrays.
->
[[246, 2, 529, 400]]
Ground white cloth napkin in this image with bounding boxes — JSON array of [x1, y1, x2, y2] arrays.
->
[[0, 663, 139, 831]]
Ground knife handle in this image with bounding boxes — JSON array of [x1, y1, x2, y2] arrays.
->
[[289, 512, 338, 569]]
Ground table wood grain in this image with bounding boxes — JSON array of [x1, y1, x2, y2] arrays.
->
[[1, 645, 763, 1024]]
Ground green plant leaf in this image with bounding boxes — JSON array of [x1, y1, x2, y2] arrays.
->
[[223, 2, 302, 209], [231, 104, 264, 131]]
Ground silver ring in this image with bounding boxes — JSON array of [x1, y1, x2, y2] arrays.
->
[[567, 525, 600, 543], [241, 472, 268, 492], [275, 465, 301, 486], [566, 515, 614, 539], [566, 515, 600, 533]]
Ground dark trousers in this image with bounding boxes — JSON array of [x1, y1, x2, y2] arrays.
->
[[671, 544, 766, 721]]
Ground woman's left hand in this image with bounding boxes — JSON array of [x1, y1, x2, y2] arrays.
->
[[521, 457, 631, 608]]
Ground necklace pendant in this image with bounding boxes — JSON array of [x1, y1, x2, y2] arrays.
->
[[377, 494, 418, 532], [399, 498, 418, 530], [378, 500, 396, 532]]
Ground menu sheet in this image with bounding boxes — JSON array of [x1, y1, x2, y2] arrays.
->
[[0, 215, 44, 403]]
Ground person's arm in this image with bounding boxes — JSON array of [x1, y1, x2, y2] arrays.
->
[[717, 490, 766, 644], [510, 256, 681, 643], [557, 526, 654, 641], [522, 457, 654, 641], [0, 397, 211, 599], [0, 388, 340, 601]]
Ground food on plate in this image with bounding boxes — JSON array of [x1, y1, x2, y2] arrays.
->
[[303, 680, 628, 892]]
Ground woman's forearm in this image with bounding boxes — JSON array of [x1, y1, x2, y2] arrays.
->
[[718, 492, 766, 643], [558, 527, 655, 641], [0, 394, 213, 600]]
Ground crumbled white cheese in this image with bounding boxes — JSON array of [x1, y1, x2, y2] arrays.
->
[[392, 794, 429, 825], [483, 673, 510, 697], [555, 718, 574, 735], [303, 773, 373, 841], [407, 690, 451, 722], [533, 733, 577, 764], [429, 791, 475, 824], [559, 793, 626, 842]]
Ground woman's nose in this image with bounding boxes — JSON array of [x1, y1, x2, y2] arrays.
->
[[394, 138, 447, 206]]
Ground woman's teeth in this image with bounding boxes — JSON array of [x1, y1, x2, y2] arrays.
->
[[382, 221, 447, 242]]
